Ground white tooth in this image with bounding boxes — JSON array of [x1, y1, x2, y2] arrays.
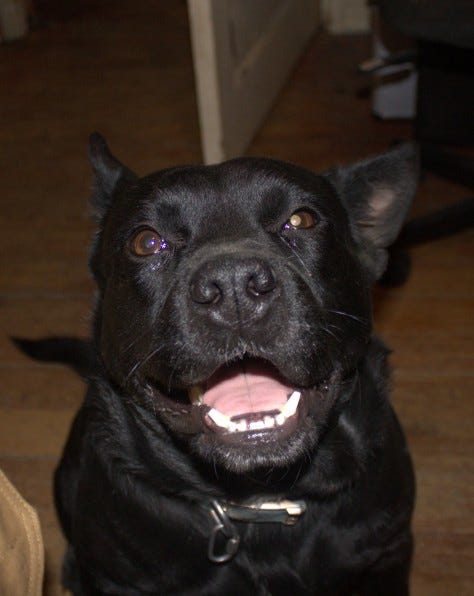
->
[[280, 391, 301, 418], [207, 408, 231, 429], [228, 422, 238, 433], [249, 420, 266, 431], [235, 420, 248, 432], [264, 416, 275, 428], [188, 385, 204, 405], [275, 413, 286, 426]]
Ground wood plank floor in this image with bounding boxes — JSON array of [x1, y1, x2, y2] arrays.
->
[[1, 2, 472, 594]]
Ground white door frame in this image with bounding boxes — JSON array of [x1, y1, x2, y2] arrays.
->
[[188, 0, 319, 164]]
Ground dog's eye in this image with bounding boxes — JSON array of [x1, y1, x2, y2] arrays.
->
[[284, 210, 316, 230], [130, 229, 168, 256]]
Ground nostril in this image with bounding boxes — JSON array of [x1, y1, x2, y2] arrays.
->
[[190, 280, 222, 305], [246, 266, 276, 298], [247, 276, 260, 297]]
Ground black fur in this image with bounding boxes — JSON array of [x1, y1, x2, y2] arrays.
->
[[20, 137, 418, 595]]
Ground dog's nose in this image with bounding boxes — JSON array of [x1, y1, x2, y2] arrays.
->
[[189, 257, 278, 328]]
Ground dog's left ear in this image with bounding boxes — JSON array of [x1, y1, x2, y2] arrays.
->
[[325, 143, 419, 279], [89, 132, 137, 219]]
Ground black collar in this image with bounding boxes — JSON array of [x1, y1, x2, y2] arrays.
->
[[207, 498, 306, 563]]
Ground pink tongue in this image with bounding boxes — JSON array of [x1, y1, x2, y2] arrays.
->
[[203, 360, 292, 419]]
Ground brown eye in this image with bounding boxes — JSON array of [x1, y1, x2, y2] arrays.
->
[[130, 229, 167, 256], [284, 210, 316, 230]]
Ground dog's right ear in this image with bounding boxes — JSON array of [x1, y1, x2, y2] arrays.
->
[[89, 133, 137, 218], [324, 143, 419, 279]]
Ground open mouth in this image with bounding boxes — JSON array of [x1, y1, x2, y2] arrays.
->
[[190, 359, 301, 435], [144, 357, 309, 439]]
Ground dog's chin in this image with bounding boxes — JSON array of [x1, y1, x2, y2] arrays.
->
[[134, 356, 335, 473]]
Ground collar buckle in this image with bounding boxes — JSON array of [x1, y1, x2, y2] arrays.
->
[[208, 500, 240, 564], [207, 498, 306, 563], [224, 498, 306, 525]]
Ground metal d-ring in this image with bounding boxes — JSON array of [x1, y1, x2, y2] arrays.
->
[[207, 499, 240, 563]]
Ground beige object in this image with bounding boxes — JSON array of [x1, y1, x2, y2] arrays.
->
[[187, 0, 318, 163], [0, 468, 44, 596], [0, 0, 28, 41], [321, 0, 370, 34]]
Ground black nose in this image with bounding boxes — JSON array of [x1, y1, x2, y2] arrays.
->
[[189, 257, 278, 328]]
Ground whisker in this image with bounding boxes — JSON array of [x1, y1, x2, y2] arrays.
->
[[326, 309, 367, 325], [167, 342, 191, 393], [122, 276, 180, 356], [326, 323, 344, 332], [277, 233, 314, 279], [321, 326, 341, 343], [125, 344, 166, 383]]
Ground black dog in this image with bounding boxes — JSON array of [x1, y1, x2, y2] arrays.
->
[[21, 136, 418, 595]]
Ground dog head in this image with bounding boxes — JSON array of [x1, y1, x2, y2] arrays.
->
[[88, 134, 417, 473]]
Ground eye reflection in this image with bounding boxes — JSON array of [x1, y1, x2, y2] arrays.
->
[[130, 229, 168, 256], [284, 210, 316, 230]]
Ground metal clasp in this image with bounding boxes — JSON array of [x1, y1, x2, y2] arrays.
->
[[257, 499, 306, 525], [208, 499, 240, 563]]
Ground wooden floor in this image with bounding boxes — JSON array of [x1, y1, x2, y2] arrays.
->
[[0, 2, 472, 594]]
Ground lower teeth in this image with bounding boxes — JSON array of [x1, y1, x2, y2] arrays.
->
[[207, 391, 301, 433]]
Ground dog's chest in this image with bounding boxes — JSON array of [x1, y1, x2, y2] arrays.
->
[[84, 486, 362, 594]]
